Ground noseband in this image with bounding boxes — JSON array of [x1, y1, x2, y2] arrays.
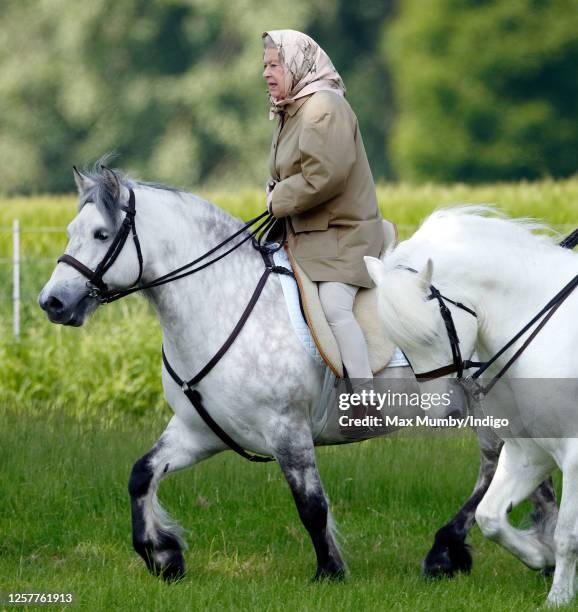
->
[[58, 189, 144, 298]]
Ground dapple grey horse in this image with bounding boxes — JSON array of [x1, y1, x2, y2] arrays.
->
[[39, 166, 555, 582]]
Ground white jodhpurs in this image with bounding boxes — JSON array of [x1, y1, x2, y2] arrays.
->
[[318, 281, 372, 379]]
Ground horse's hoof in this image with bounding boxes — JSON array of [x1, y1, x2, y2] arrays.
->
[[312, 566, 346, 582], [422, 548, 455, 579], [423, 529, 473, 579], [546, 587, 573, 607], [159, 552, 186, 583]]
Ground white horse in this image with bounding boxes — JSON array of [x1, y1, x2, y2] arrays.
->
[[366, 206, 577, 606], [39, 167, 552, 583]]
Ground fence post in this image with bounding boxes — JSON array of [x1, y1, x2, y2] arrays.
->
[[13, 219, 20, 339]]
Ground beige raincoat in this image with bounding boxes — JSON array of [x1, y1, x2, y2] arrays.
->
[[264, 30, 384, 288]]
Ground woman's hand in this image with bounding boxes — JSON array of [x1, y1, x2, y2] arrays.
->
[[265, 179, 277, 215]]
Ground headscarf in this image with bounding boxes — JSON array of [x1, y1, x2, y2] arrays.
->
[[262, 30, 346, 120]]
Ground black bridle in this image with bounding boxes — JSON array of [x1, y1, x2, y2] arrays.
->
[[416, 284, 483, 380], [58, 189, 144, 298], [396, 266, 483, 381], [57, 187, 288, 463], [465, 271, 578, 398], [399, 239, 578, 399], [58, 188, 281, 304]]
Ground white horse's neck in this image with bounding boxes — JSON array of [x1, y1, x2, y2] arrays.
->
[[132, 186, 266, 372]]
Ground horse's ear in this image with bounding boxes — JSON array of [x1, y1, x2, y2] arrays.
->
[[100, 165, 120, 200], [418, 259, 434, 291], [364, 256, 387, 286], [72, 166, 95, 194]]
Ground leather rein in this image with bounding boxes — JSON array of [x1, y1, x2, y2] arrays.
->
[[400, 230, 578, 399], [57, 188, 291, 463]]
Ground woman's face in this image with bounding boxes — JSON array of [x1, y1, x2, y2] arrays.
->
[[263, 47, 287, 101]]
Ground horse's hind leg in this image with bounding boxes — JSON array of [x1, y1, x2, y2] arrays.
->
[[273, 420, 346, 581], [128, 415, 219, 581], [423, 424, 558, 579]]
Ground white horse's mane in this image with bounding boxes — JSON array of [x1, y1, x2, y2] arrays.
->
[[390, 205, 560, 263], [376, 205, 564, 350]]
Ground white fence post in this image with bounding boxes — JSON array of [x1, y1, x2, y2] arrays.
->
[[12, 219, 20, 339]]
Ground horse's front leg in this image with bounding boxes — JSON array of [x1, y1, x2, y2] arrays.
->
[[422, 426, 501, 578], [423, 421, 558, 579], [272, 418, 346, 581], [128, 415, 220, 580]]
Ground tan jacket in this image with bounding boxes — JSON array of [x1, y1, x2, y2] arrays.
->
[[269, 90, 384, 288]]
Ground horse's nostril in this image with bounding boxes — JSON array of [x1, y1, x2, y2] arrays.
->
[[46, 295, 65, 314]]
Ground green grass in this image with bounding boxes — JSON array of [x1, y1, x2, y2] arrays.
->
[[0, 181, 575, 609], [0, 404, 554, 611]]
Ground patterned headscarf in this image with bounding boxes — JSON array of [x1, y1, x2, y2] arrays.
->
[[262, 30, 346, 119]]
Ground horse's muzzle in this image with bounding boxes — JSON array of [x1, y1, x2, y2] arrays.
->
[[38, 286, 97, 326]]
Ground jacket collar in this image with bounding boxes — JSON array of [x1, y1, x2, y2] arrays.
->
[[284, 95, 312, 117]]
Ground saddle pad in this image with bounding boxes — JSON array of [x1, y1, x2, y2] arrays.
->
[[272, 248, 325, 366], [284, 220, 398, 378]]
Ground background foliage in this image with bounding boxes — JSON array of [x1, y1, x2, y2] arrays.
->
[[0, 0, 576, 194], [0, 0, 393, 194], [387, 0, 578, 182]]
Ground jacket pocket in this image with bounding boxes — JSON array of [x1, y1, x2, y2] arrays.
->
[[291, 206, 329, 233], [293, 226, 339, 259]]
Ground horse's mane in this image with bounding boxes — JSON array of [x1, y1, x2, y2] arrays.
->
[[377, 205, 564, 350], [375, 265, 445, 351], [425, 204, 557, 243], [77, 154, 241, 235]]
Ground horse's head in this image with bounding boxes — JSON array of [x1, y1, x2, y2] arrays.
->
[[365, 256, 478, 418], [39, 165, 142, 326]]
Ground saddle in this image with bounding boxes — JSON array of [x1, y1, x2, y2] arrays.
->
[[285, 220, 398, 378]]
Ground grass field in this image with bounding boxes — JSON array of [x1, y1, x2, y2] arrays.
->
[[0, 405, 554, 611], [0, 180, 577, 610]]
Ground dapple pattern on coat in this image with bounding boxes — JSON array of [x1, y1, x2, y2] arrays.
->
[[39, 169, 555, 583]]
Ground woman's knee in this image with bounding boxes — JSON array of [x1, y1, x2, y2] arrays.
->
[[318, 282, 358, 326]]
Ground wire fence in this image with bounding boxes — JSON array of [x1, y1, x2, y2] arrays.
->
[[2, 221, 576, 339], [0, 224, 68, 338]]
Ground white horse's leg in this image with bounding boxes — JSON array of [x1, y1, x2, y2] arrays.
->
[[424, 423, 558, 579], [128, 415, 220, 580], [475, 440, 555, 569], [547, 452, 578, 607], [271, 417, 346, 580]]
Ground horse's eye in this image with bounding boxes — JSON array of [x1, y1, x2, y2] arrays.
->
[[93, 229, 109, 241]]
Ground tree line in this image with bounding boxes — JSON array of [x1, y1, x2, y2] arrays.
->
[[0, 0, 576, 194]]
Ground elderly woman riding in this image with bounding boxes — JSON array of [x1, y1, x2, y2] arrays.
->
[[262, 29, 385, 383]]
